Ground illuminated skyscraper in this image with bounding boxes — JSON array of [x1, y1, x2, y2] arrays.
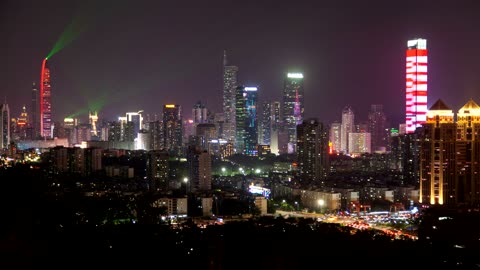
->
[[283, 72, 304, 153], [31, 82, 39, 138], [260, 101, 271, 145], [163, 104, 182, 155], [223, 51, 238, 142], [0, 100, 10, 149], [340, 106, 354, 154], [40, 58, 52, 138], [192, 101, 208, 125], [89, 111, 98, 137], [420, 99, 455, 205], [406, 38, 428, 134], [329, 122, 341, 153], [235, 86, 258, 155]]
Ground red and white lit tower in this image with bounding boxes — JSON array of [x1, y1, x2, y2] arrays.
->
[[40, 58, 52, 138], [405, 38, 428, 134]]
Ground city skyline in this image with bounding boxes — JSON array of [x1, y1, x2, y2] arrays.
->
[[3, 1, 480, 127]]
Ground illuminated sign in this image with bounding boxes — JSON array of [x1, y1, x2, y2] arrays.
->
[[287, 73, 303, 78], [165, 104, 176, 108], [245, 87, 257, 91], [407, 38, 427, 49], [248, 185, 271, 198], [64, 118, 74, 122]]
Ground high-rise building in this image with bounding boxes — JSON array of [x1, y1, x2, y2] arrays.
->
[[147, 150, 169, 191], [283, 73, 304, 153], [196, 123, 217, 150], [40, 58, 52, 138], [340, 106, 354, 154], [368, 104, 388, 152], [223, 51, 238, 142], [406, 38, 428, 134], [269, 101, 281, 155], [296, 119, 329, 181], [187, 145, 212, 192], [260, 101, 271, 145], [126, 111, 144, 138], [163, 104, 182, 155], [235, 86, 258, 155], [456, 99, 480, 205], [192, 101, 208, 125], [1, 100, 10, 149], [348, 132, 371, 157], [89, 111, 98, 137], [30, 82, 39, 139], [329, 122, 341, 154], [420, 99, 456, 205]]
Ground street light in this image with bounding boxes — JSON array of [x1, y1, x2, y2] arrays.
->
[[183, 177, 188, 194], [221, 167, 226, 174], [255, 168, 261, 174], [318, 199, 325, 214]]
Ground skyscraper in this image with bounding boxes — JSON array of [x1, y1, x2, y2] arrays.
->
[[420, 99, 455, 205], [223, 51, 238, 142], [192, 101, 208, 125], [368, 104, 388, 152], [147, 150, 169, 191], [260, 101, 271, 145], [40, 58, 52, 138], [31, 82, 39, 139], [0, 100, 10, 149], [283, 73, 304, 153], [329, 122, 341, 153], [163, 104, 182, 155], [406, 38, 428, 134], [340, 106, 354, 154], [187, 145, 212, 193], [296, 119, 329, 181], [235, 86, 258, 155]]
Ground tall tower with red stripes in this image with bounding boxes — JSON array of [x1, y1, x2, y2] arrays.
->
[[405, 38, 428, 134], [40, 58, 52, 138]]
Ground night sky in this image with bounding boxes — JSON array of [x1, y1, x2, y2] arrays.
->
[[3, 0, 480, 127]]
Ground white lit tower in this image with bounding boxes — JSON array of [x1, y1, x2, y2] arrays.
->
[[223, 51, 239, 142], [406, 38, 428, 134], [283, 72, 304, 154]]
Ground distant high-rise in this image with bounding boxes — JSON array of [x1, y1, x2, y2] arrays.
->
[[0, 100, 10, 149], [163, 104, 183, 155], [348, 132, 371, 156], [329, 122, 341, 154], [283, 73, 304, 153], [260, 101, 271, 145], [296, 119, 329, 181], [340, 106, 354, 154], [269, 101, 281, 155], [368, 104, 388, 152], [223, 51, 238, 142], [147, 150, 169, 191], [89, 111, 98, 137], [40, 58, 52, 138], [192, 101, 208, 125], [406, 38, 428, 134], [31, 82, 39, 138], [235, 86, 258, 155]]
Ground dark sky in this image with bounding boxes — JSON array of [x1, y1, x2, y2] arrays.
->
[[3, 0, 480, 127]]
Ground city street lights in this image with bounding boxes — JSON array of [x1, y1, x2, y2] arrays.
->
[[318, 199, 325, 214], [221, 167, 226, 175]]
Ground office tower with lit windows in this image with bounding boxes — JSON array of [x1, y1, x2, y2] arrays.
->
[[89, 111, 99, 137], [296, 119, 329, 181], [147, 150, 169, 191], [348, 132, 371, 156], [163, 104, 183, 155], [1, 101, 10, 149], [260, 101, 271, 145], [283, 73, 304, 153], [368, 104, 388, 152], [340, 106, 354, 154], [329, 122, 341, 154], [455, 99, 480, 205], [223, 51, 238, 142], [40, 59, 52, 138], [419, 99, 456, 206], [235, 86, 258, 155], [269, 101, 281, 154], [30, 82, 39, 139], [406, 38, 428, 134]]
